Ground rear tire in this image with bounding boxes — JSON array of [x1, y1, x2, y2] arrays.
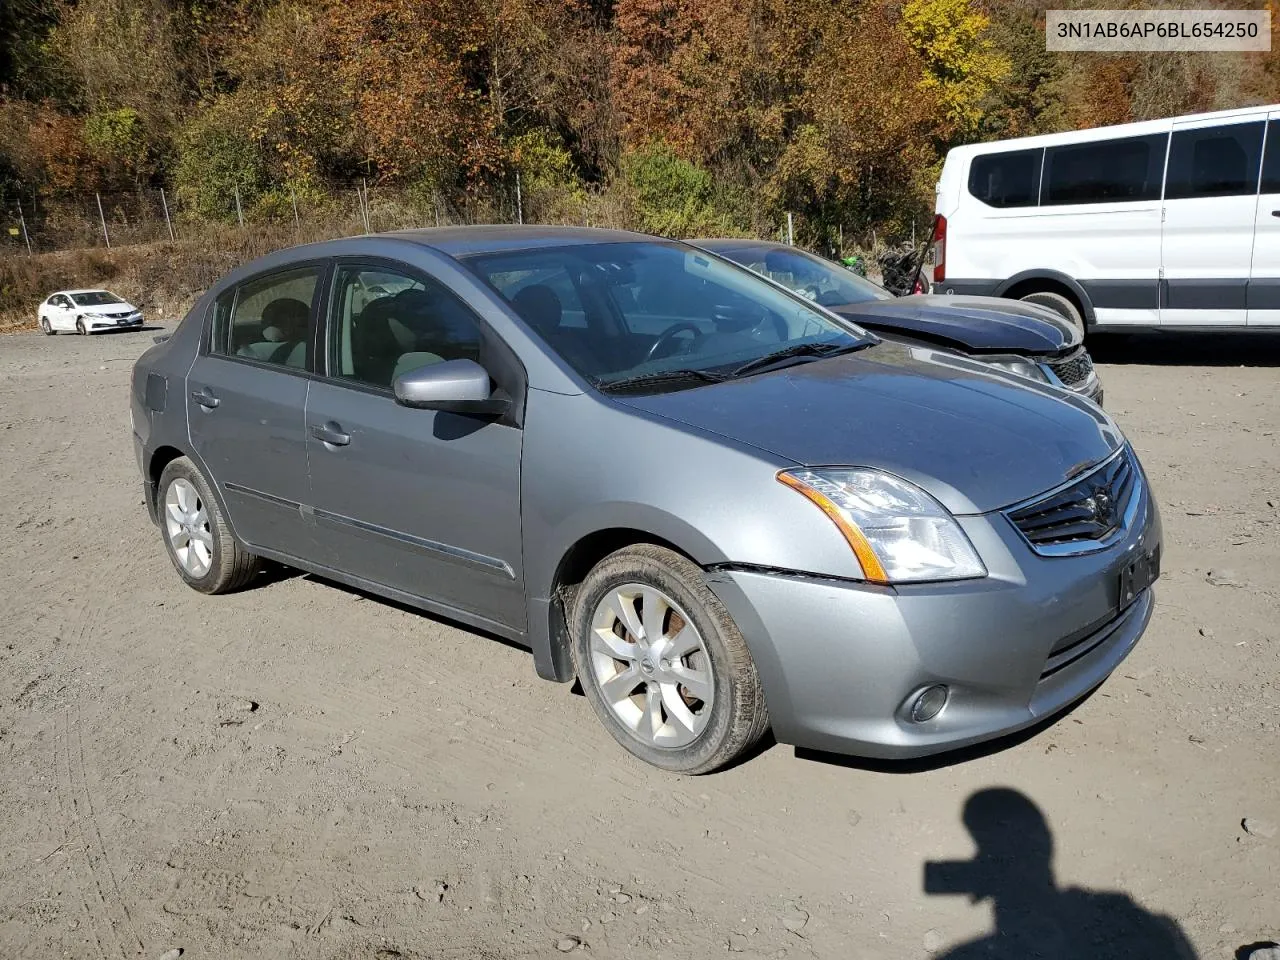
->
[[570, 544, 769, 774], [1018, 291, 1085, 339], [75, 318, 87, 335], [157, 457, 261, 594]]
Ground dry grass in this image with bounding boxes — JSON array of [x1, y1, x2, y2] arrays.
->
[[0, 220, 364, 333]]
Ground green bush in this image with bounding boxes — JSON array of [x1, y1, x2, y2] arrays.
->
[[173, 98, 268, 221], [619, 142, 746, 238]]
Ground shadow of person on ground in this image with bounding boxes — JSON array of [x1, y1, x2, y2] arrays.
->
[[924, 787, 1198, 959]]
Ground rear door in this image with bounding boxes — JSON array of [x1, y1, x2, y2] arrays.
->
[[186, 263, 324, 558], [1248, 114, 1280, 326], [1160, 116, 1265, 327], [305, 260, 526, 632]]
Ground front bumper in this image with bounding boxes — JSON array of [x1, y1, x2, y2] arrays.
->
[[707, 479, 1160, 759], [88, 315, 144, 332]]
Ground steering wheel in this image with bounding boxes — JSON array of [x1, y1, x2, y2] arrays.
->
[[646, 322, 704, 362]]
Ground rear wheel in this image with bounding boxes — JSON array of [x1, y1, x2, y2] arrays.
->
[[75, 318, 87, 335], [570, 544, 769, 774], [157, 457, 261, 594], [1018, 291, 1085, 339]]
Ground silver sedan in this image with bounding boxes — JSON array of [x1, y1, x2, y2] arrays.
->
[[131, 227, 1161, 773]]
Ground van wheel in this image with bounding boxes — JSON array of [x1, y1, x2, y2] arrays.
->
[[1018, 291, 1085, 339], [157, 457, 261, 594], [570, 544, 770, 774]]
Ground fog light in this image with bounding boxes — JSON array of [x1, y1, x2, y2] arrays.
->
[[909, 684, 948, 723]]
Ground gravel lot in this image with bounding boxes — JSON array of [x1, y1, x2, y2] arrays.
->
[[0, 326, 1277, 960]]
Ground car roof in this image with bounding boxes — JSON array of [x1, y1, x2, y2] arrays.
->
[[56, 289, 115, 296], [386, 225, 652, 257], [202, 226, 670, 298]]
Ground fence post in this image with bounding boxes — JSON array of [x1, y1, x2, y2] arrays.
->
[[290, 187, 300, 231], [234, 185, 244, 227], [16, 198, 33, 255], [838, 224, 843, 258], [360, 178, 372, 233], [95, 192, 111, 248], [786, 212, 794, 246], [515, 171, 523, 225], [159, 188, 175, 241]]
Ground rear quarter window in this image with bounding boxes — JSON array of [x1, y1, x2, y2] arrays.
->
[[968, 149, 1043, 208]]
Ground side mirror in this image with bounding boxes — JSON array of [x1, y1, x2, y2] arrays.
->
[[392, 358, 510, 417]]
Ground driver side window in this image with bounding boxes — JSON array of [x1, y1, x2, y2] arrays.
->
[[329, 264, 483, 390]]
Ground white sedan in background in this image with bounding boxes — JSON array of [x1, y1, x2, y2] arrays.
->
[[38, 289, 144, 335]]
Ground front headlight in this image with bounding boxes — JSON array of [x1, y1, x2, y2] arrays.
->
[[778, 468, 986, 583], [977, 354, 1049, 383]]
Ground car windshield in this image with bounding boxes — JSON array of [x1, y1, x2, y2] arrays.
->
[[70, 291, 124, 306], [467, 241, 873, 390], [709, 244, 893, 308]]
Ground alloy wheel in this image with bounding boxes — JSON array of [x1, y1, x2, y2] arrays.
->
[[588, 583, 715, 748], [164, 477, 214, 577]]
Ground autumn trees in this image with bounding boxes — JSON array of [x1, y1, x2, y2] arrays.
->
[[2, 0, 1279, 245]]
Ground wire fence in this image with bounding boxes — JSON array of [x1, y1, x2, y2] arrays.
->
[[0, 180, 627, 258]]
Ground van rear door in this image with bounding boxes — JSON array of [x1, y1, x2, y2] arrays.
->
[[1248, 114, 1280, 326], [1160, 116, 1265, 327]]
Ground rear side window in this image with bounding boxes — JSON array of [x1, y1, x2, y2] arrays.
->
[[1166, 121, 1265, 200], [1042, 134, 1166, 205], [1263, 120, 1280, 194], [968, 149, 1042, 208], [211, 266, 321, 370]]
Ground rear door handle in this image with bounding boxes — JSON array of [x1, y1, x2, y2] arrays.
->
[[190, 388, 220, 409], [310, 422, 351, 447]]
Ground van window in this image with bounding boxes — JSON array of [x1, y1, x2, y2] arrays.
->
[[1041, 134, 1166, 205], [1166, 121, 1265, 200], [968, 149, 1042, 208], [1263, 120, 1280, 194]]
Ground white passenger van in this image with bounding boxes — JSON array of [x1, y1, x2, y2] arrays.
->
[[933, 103, 1280, 333]]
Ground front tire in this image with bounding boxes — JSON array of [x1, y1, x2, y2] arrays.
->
[[39, 316, 53, 335], [1019, 291, 1085, 339], [570, 544, 769, 774], [157, 457, 261, 594], [75, 318, 87, 335]]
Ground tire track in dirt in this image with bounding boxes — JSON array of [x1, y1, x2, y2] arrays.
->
[[48, 430, 146, 959]]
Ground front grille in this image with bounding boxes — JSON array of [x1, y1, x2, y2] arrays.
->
[[1045, 347, 1095, 388], [109, 309, 134, 319], [1007, 448, 1137, 550]]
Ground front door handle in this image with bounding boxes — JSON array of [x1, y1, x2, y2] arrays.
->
[[310, 422, 351, 447], [191, 388, 220, 409]]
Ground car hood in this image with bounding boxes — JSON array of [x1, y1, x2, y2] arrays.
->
[[831, 295, 1077, 354], [611, 342, 1123, 514], [76, 302, 137, 315]]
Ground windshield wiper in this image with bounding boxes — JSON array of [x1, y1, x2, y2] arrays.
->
[[598, 368, 730, 394], [731, 340, 870, 378]]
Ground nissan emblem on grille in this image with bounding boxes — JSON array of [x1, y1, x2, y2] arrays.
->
[[1006, 448, 1138, 553]]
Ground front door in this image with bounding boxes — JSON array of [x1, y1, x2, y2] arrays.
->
[[305, 261, 525, 632], [52, 295, 76, 330], [1160, 115, 1266, 327], [1248, 114, 1280, 326], [186, 263, 323, 558]]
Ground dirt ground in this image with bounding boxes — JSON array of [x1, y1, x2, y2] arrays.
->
[[0, 325, 1276, 960]]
